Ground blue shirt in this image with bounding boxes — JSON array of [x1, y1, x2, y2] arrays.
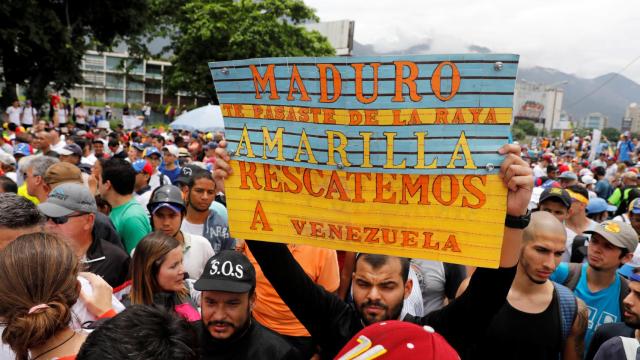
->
[[550, 263, 622, 351], [619, 140, 635, 162], [159, 163, 182, 184]]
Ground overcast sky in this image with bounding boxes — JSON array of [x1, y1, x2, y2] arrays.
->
[[306, 0, 640, 83]]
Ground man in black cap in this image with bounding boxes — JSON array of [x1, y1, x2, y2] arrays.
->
[[194, 251, 301, 359], [537, 187, 572, 224], [59, 143, 84, 166]]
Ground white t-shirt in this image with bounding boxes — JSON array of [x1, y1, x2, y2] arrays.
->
[[5, 171, 16, 182], [134, 189, 152, 215], [533, 164, 546, 179], [52, 140, 66, 153], [606, 164, 618, 180], [562, 220, 597, 262], [181, 219, 205, 237], [5, 106, 21, 125], [75, 107, 87, 124], [81, 153, 97, 166], [401, 267, 425, 318], [149, 172, 172, 191], [57, 108, 68, 124], [21, 106, 36, 125], [182, 232, 215, 280]]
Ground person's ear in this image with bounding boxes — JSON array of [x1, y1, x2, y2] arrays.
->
[[404, 277, 413, 300]]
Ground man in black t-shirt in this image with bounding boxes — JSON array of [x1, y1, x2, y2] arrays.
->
[[194, 251, 301, 360], [476, 211, 588, 359]]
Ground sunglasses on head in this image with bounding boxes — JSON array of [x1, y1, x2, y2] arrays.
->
[[46, 213, 85, 225]]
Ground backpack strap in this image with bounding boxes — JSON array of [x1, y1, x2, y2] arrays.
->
[[563, 263, 583, 290], [553, 281, 578, 359], [619, 336, 640, 360]]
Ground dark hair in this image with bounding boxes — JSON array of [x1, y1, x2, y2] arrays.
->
[[101, 158, 136, 195], [76, 305, 198, 360], [108, 139, 119, 148], [619, 247, 630, 260], [355, 254, 411, 283], [153, 135, 165, 146], [187, 169, 214, 189], [567, 184, 589, 200], [0, 193, 42, 229], [539, 197, 570, 210], [0, 176, 18, 193], [594, 166, 606, 177]]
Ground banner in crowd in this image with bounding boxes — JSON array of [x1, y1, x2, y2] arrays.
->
[[210, 54, 519, 267]]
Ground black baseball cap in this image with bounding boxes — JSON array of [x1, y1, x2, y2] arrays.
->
[[194, 251, 256, 293], [539, 187, 571, 208], [175, 164, 207, 185]]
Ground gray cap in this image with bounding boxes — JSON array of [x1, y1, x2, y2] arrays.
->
[[38, 183, 97, 217], [558, 171, 578, 181], [585, 220, 639, 253], [58, 143, 83, 157]]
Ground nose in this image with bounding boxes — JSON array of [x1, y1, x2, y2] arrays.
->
[[367, 286, 382, 302], [542, 253, 555, 270]]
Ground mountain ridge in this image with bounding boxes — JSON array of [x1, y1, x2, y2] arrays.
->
[[351, 41, 640, 129]]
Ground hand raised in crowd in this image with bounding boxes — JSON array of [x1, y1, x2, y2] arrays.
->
[[214, 140, 233, 181], [78, 272, 114, 317], [499, 144, 534, 216]]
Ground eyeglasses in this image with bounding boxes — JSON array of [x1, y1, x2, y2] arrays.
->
[[46, 213, 86, 225]]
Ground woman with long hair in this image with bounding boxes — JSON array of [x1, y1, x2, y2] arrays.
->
[[0, 232, 107, 360], [126, 231, 200, 321]]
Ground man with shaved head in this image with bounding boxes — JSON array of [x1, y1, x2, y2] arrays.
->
[[477, 212, 588, 359], [33, 130, 56, 156]]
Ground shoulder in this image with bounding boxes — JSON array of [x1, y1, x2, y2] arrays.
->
[[187, 233, 214, 249], [594, 322, 635, 338], [252, 321, 300, 354], [100, 239, 129, 259], [593, 336, 628, 360]]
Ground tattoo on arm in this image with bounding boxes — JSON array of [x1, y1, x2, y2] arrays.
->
[[573, 299, 588, 357]]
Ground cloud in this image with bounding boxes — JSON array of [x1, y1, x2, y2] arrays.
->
[[306, 0, 640, 82]]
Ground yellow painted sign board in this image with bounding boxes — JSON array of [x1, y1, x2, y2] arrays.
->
[[210, 54, 519, 267]]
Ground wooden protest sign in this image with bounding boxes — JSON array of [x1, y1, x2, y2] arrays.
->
[[210, 54, 519, 267]]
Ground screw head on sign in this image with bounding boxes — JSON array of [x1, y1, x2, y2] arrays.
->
[[494, 62, 503, 71], [221, 68, 229, 75], [337, 163, 344, 169], [486, 163, 495, 171]]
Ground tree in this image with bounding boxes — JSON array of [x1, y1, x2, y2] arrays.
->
[[150, 0, 334, 99], [602, 127, 620, 141], [513, 120, 538, 137], [511, 127, 526, 142], [0, 0, 149, 108]]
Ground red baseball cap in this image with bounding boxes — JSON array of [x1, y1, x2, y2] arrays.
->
[[334, 321, 459, 360]]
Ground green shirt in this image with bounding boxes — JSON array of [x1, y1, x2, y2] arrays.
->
[[109, 198, 151, 254]]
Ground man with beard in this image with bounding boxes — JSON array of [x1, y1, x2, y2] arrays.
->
[[181, 169, 233, 254], [478, 211, 588, 359], [551, 220, 638, 352], [586, 269, 640, 359], [213, 141, 534, 358], [194, 251, 302, 359]]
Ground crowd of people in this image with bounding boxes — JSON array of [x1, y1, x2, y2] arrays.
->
[[1, 97, 640, 359]]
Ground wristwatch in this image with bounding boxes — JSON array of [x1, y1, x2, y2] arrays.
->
[[504, 210, 532, 229]]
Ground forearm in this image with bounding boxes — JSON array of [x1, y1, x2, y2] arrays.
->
[[500, 227, 523, 268]]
